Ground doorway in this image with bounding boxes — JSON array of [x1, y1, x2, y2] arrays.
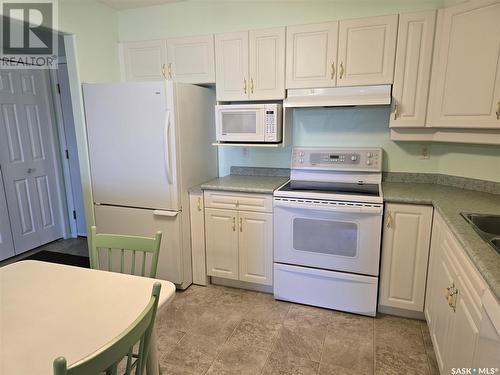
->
[[0, 36, 87, 261]]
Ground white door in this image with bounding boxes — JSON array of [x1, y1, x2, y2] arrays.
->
[[205, 208, 239, 280], [390, 10, 436, 127], [427, 0, 500, 128], [166, 34, 215, 84], [189, 190, 207, 285], [83, 81, 178, 210], [248, 27, 285, 100], [57, 63, 86, 236], [378, 204, 433, 312], [0, 70, 63, 254], [286, 21, 339, 89], [94, 204, 183, 283], [215, 31, 249, 101], [0, 170, 15, 260], [238, 211, 272, 286], [337, 15, 398, 86], [121, 40, 166, 81]]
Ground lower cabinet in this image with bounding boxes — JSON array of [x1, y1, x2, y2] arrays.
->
[[204, 191, 273, 286], [379, 203, 433, 313], [425, 211, 489, 373]]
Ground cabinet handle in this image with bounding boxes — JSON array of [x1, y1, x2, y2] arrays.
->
[[239, 217, 243, 232], [167, 63, 173, 79], [445, 283, 458, 312], [330, 63, 335, 79], [235, 200, 239, 208], [339, 62, 344, 79], [243, 79, 247, 94], [250, 78, 254, 94], [393, 100, 399, 120], [386, 210, 393, 228], [161, 64, 167, 79], [232, 217, 236, 231], [496, 100, 500, 120], [197, 197, 202, 211]]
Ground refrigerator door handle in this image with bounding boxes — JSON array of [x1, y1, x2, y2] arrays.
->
[[164, 110, 173, 184], [153, 210, 178, 217]]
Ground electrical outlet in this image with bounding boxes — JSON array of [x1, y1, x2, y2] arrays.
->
[[419, 146, 430, 160]]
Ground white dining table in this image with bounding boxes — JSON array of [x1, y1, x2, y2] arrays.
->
[[0, 260, 176, 375]]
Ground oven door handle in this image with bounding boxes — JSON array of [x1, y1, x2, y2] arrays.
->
[[273, 200, 383, 215]]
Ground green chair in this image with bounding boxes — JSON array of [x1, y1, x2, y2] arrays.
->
[[89, 226, 162, 278], [53, 282, 162, 375]]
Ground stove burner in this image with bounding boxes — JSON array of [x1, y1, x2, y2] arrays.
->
[[280, 180, 380, 197]]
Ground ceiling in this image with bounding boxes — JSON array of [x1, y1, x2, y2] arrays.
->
[[99, 0, 184, 10]]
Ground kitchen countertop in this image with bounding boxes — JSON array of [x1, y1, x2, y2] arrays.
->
[[200, 175, 289, 194], [383, 182, 500, 301]]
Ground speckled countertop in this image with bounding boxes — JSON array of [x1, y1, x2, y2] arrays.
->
[[200, 175, 289, 194], [383, 182, 500, 300]]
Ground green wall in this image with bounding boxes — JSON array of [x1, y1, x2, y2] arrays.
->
[[117, 0, 500, 182], [60, 0, 119, 82]]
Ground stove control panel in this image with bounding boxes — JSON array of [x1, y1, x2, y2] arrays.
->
[[292, 147, 382, 172]]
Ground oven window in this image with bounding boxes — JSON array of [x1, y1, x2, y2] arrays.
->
[[293, 218, 358, 257], [221, 112, 257, 134]]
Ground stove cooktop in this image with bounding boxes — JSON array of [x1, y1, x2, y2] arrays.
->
[[278, 180, 380, 197]]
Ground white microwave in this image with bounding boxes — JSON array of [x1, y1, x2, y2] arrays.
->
[[215, 103, 282, 143]]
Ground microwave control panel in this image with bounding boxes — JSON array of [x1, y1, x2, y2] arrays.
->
[[292, 147, 382, 172], [264, 104, 282, 142]]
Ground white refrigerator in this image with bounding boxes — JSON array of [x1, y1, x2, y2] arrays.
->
[[83, 81, 217, 288]]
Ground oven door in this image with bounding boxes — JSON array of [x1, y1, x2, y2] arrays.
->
[[273, 198, 383, 276], [215, 106, 265, 142]]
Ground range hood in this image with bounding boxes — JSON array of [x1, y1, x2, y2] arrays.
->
[[284, 85, 391, 108]]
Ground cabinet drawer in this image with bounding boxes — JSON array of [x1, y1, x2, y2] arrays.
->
[[204, 190, 272, 212]]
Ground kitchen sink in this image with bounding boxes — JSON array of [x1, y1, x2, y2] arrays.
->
[[463, 213, 500, 236], [461, 212, 500, 255]]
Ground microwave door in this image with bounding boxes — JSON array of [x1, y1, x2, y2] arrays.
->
[[217, 109, 265, 142]]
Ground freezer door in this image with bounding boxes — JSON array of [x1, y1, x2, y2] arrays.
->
[[94, 204, 183, 284], [84, 82, 178, 210]]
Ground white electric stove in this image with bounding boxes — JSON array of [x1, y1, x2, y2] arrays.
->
[[273, 147, 384, 316]]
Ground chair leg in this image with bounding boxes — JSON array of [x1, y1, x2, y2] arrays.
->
[[106, 363, 118, 375]]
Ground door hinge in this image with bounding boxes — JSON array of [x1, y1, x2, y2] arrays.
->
[[65, 149, 69, 159], [73, 210, 77, 220], [56, 83, 61, 94]]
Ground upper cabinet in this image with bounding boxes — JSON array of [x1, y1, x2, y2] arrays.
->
[[286, 22, 339, 89], [286, 15, 398, 89], [120, 35, 215, 84], [216, 27, 285, 101], [390, 10, 436, 127], [165, 35, 215, 84], [427, 0, 500, 128], [121, 40, 166, 81], [337, 15, 398, 86]]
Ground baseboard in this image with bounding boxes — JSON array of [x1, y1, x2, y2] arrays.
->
[[378, 304, 426, 320], [210, 276, 273, 294]]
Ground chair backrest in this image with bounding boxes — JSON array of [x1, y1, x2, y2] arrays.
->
[[89, 226, 162, 278], [53, 282, 161, 375]]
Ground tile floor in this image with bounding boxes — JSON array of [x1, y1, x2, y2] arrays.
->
[[155, 284, 439, 375]]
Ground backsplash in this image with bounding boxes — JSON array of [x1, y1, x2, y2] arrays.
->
[[218, 106, 500, 182]]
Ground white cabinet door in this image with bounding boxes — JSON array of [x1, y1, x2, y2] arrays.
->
[[390, 10, 436, 127], [0, 170, 15, 261], [337, 15, 398, 86], [205, 208, 239, 280], [427, 0, 500, 128], [121, 40, 166, 81], [215, 31, 249, 101], [189, 190, 207, 286], [238, 211, 273, 286], [379, 204, 433, 312], [249, 27, 285, 100], [286, 22, 338, 89], [166, 35, 215, 84]]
